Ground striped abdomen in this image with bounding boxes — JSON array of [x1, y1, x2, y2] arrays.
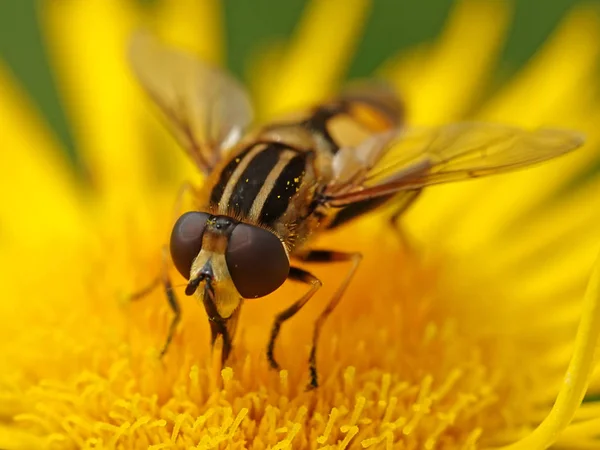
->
[[209, 142, 307, 227]]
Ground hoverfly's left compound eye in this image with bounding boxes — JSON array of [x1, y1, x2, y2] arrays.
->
[[226, 223, 289, 298], [170, 212, 211, 279]]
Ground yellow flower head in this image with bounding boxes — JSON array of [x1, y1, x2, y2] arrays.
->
[[2, 1, 600, 449]]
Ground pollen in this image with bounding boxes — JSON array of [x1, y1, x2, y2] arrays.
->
[[2, 217, 581, 449]]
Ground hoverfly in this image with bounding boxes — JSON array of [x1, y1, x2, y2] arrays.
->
[[128, 31, 583, 389]]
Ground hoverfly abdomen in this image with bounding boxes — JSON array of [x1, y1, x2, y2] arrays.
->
[[302, 91, 403, 155]]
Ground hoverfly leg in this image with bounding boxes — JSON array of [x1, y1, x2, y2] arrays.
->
[[388, 189, 422, 226], [267, 268, 322, 371], [152, 246, 182, 358], [143, 180, 196, 357], [129, 246, 182, 358], [207, 316, 231, 366], [159, 273, 181, 358], [129, 276, 161, 302], [388, 189, 422, 253], [297, 250, 363, 390], [204, 283, 241, 368]]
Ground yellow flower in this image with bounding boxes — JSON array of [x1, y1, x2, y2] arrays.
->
[[1, 0, 600, 449]]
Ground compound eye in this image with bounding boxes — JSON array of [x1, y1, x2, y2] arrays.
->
[[170, 212, 210, 278], [226, 223, 289, 298]]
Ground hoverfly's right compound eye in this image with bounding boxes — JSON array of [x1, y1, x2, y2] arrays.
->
[[170, 212, 211, 279], [225, 223, 290, 299]]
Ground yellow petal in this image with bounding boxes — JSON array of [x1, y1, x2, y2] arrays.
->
[[491, 252, 600, 450], [382, 0, 511, 124], [254, 0, 371, 119], [405, 5, 600, 248], [481, 5, 600, 125], [41, 0, 148, 200], [406, 104, 599, 253], [0, 63, 85, 249], [473, 174, 600, 303], [151, 0, 223, 65]]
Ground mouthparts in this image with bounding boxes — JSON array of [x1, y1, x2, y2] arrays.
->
[[185, 275, 204, 296], [185, 263, 214, 296], [186, 263, 240, 367]]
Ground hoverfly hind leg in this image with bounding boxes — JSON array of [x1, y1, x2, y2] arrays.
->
[[388, 189, 422, 255], [300, 250, 362, 390]]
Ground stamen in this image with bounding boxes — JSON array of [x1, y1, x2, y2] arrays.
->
[[279, 369, 289, 394], [379, 373, 392, 405], [272, 427, 297, 449], [170, 414, 185, 442], [343, 366, 356, 395], [381, 396, 398, 427], [339, 425, 359, 449], [462, 428, 483, 450], [492, 252, 600, 450], [317, 407, 339, 444], [403, 375, 433, 435], [227, 408, 248, 439], [341, 395, 366, 431]]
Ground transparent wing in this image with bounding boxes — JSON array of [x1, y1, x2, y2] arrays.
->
[[128, 30, 254, 174], [325, 122, 584, 206]]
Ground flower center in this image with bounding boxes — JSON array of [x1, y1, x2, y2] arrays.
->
[[1, 215, 550, 449]]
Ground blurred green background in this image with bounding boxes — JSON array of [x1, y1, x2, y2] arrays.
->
[[0, 0, 594, 168]]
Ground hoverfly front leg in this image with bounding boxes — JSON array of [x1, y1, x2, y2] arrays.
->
[[128, 182, 198, 356], [267, 267, 322, 370], [129, 246, 182, 358], [299, 250, 363, 390], [158, 270, 181, 358]]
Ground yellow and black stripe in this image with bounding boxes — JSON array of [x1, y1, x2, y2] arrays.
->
[[210, 142, 307, 227], [300, 91, 403, 154]]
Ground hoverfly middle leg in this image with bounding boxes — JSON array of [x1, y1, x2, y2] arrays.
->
[[267, 267, 322, 370], [296, 250, 363, 390]]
